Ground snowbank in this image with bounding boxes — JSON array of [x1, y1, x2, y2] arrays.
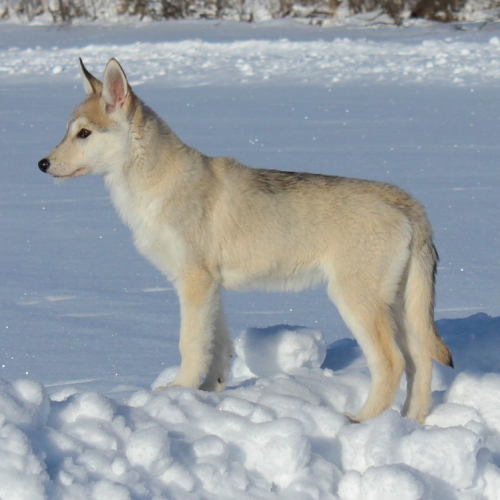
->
[[2, 323, 500, 499], [3, 33, 500, 87]]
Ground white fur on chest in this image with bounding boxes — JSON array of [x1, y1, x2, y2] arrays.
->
[[104, 171, 185, 281]]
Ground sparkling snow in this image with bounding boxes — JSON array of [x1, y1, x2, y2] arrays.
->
[[0, 19, 499, 499]]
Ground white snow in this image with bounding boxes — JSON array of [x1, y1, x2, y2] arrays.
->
[[233, 325, 327, 377], [0, 18, 500, 499], [4, 31, 500, 87]]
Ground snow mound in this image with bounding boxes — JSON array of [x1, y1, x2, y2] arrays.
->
[[2, 317, 500, 499], [446, 372, 500, 433], [234, 325, 327, 378], [339, 410, 484, 493], [0, 380, 50, 500]]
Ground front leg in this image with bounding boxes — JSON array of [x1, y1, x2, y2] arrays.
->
[[199, 302, 233, 392], [169, 268, 219, 389]]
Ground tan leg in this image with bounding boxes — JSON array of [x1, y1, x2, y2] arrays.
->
[[400, 329, 434, 423], [329, 279, 405, 421], [170, 268, 219, 389], [351, 306, 405, 421], [389, 287, 434, 423], [200, 303, 233, 392]]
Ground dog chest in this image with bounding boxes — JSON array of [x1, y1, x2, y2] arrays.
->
[[106, 174, 186, 279], [134, 224, 185, 280]]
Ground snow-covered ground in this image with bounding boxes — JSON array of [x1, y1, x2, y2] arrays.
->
[[5, 20, 500, 86], [1, 19, 500, 499]]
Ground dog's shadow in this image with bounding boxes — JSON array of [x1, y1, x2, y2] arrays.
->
[[321, 313, 500, 380], [321, 338, 362, 372], [435, 312, 500, 382]]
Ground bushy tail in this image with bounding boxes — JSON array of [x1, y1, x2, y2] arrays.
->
[[404, 219, 454, 368]]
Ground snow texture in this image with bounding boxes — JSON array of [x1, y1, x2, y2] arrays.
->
[[0, 19, 499, 499], [5, 30, 500, 87]]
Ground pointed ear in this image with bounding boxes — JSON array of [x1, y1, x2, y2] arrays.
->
[[102, 59, 130, 111], [79, 58, 102, 95]]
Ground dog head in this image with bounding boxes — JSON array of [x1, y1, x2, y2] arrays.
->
[[38, 58, 135, 179]]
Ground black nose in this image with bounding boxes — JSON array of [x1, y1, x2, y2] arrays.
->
[[38, 158, 50, 173]]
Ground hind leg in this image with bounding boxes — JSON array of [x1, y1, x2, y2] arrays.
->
[[352, 307, 405, 422], [401, 356, 432, 423], [390, 287, 434, 423], [330, 285, 405, 421], [400, 330, 434, 423], [200, 303, 233, 392]]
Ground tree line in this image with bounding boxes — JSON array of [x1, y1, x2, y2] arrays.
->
[[1, 0, 497, 25]]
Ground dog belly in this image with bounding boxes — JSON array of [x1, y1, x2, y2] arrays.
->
[[220, 264, 326, 292]]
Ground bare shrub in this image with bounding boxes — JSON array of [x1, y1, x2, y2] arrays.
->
[[410, 0, 466, 21], [348, 0, 406, 24], [0, 0, 496, 25]]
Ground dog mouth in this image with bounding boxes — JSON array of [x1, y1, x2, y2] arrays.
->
[[52, 167, 88, 179]]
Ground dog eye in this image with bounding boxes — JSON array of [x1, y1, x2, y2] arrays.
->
[[77, 128, 91, 139]]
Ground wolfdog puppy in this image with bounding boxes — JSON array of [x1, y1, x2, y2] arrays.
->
[[39, 59, 453, 422]]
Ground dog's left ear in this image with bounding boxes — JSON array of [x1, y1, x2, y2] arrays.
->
[[102, 58, 131, 112], [80, 58, 102, 95]]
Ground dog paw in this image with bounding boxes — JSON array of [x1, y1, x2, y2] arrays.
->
[[345, 412, 361, 424], [199, 377, 226, 392], [153, 385, 169, 392]]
